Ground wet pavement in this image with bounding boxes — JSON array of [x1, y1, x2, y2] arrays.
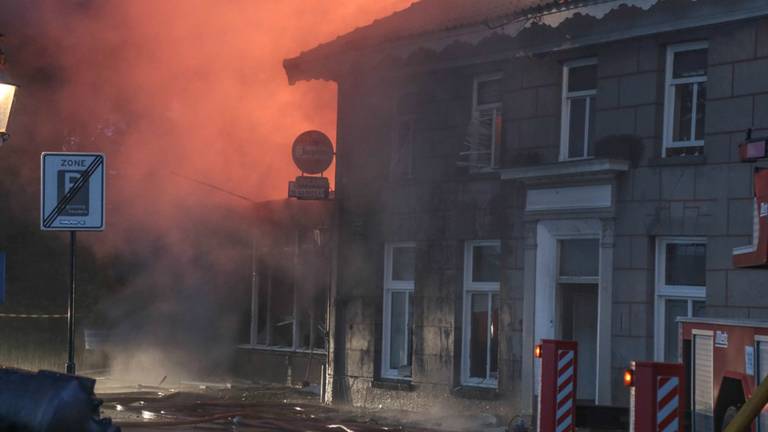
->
[[96, 378, 446, 432]]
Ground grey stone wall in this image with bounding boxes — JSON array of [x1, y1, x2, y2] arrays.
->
[[600, 19, 768, 404], [332, 11, 768, 416]]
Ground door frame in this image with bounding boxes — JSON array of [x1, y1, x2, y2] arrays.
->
[[530, 218, 614, 405]]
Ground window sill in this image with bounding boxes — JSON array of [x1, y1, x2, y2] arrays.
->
[[236, 344, 326, 355], [451, 385, 500, 400], [499, 158, 629, 183], [649, 154, 706, 167], [460, 169, 501, 180], [372, 379, 416, 392]]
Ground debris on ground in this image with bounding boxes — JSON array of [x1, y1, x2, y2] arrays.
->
[[97, 377, 447, 431]]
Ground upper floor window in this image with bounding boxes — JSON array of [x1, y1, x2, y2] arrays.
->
[[654, 237, 707, 362], [560, 59, 597, 160], [390, 117, 415, 180], [461, 74, 502, 171], [663, 42, 708, 157], [382, 243, 416, 380], [462, 240, 501, 388]]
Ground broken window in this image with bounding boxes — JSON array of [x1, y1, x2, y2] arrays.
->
[[297, 250, 328, 351], [270, 272, 295, 348], [382, 243, 416, 379], [254, 269, 270, 345], [249, 238, 327, 352], [663, 42, 708, 157], [460, 74, 502, 171], [462, 240, 501, 387], [654, 237, 707, 361], [561, 59, 597, 160]]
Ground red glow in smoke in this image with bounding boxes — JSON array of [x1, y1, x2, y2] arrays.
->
[[1, 0, 413, 248]]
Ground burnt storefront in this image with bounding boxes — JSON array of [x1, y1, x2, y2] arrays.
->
[[235, 199, 332, 389]]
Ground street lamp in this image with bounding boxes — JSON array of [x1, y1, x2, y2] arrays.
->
[[0, 40, 17, 143]]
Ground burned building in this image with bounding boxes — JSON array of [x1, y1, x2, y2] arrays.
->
[[285, 0, 768, 419], [235, 199, 332, 390]]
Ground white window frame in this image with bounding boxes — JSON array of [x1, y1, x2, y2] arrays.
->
[[560, 58, 598, 161], [662, 41, 708, 157], [464, 73, 503, 171], [654, 237, 707, 361], [244, 249, 326, 354], [382, 242, 416, 380], [556, 235, 600, 285], [461, 240, 501, 388]]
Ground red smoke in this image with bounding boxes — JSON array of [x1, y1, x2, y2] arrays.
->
[[2, 0, 413, 248], [0, 0, 417, 377]]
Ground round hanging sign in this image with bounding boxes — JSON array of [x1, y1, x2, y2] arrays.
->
[[291, 130, 334, 175]]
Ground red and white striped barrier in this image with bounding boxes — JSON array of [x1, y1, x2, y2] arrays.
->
[[625, 362, 684, 432], [556, 350, 576, 432], [537, 340, 577, 432], [656, 376, 680, 432]]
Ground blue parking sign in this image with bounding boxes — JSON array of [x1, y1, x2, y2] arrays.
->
[[0, 251, 5, 304]]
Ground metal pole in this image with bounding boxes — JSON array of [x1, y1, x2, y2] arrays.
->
[[65, 231, 76, 374], [249, 235, 259, 346]]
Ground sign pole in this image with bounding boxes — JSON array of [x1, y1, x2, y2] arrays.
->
[[40, 153, 105, 375], [65, 230, 76, 374]]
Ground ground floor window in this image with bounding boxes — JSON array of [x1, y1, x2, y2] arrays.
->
[[467, 292, 499, 381], [382, 243, 416, 379], [250, 254, 327, 352], [655, 237, 707, 361], [462, 240, 501, 387], [659, 297, 705, 362]]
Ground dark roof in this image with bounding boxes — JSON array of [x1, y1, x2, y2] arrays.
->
[[319, 0, 569, 47], [284, 0, 579, 82]]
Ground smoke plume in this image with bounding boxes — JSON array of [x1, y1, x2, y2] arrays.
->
[[0, 0, 412, 381]]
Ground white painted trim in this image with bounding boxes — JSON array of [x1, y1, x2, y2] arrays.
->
[[499, 158, 629, 181], [654, 237, 707, 361], [461, 240, 501, 387], [382, 242, 416, 380], [526, 184, 612, 212], [662, 41, 708, 157], [560, 58, 597, 161], [534, 219, 607, 404], [692, 328, 714, 337]]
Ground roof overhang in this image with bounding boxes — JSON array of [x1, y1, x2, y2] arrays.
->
[[284, 0, 768, 84]]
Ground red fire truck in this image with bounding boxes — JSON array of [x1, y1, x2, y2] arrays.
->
[[679, 317, 768, 431]]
